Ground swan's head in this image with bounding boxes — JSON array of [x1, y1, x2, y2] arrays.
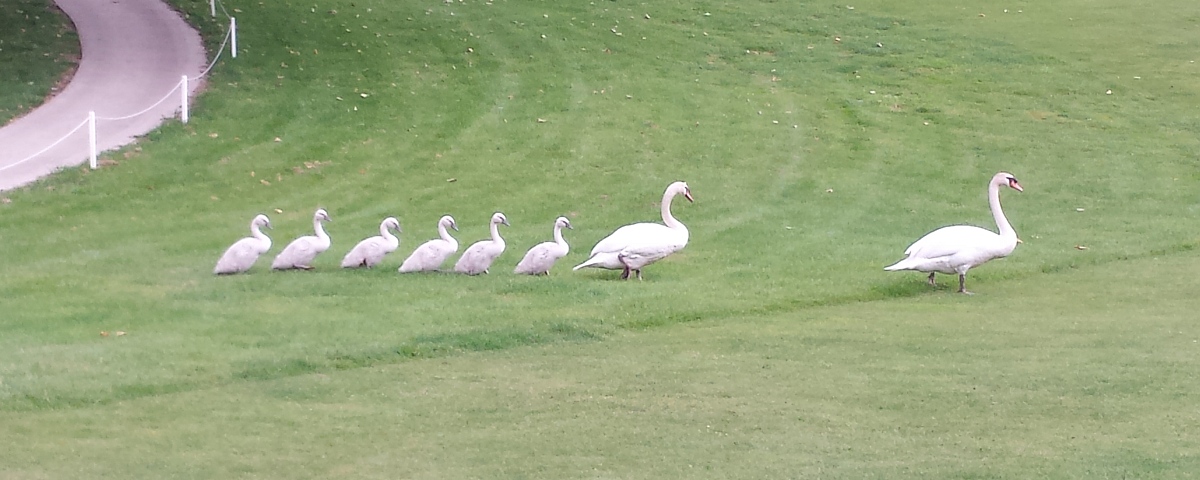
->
[[668, 181, 694, 203], [315, 208, 332, 222], [492, 212, 510, 227], [555, 216, 573, 230], [384, 217, 401, 233], [440, 215, 459, 231], [253, 214, 272, 229], [994, 172, 1023, 192]]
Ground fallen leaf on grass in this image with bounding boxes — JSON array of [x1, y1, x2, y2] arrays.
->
[[1075, 245, 1088, 250], [100, 331, 109, 337]]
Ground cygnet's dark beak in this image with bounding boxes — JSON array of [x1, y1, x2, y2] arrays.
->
[[684, 188, 695, 203]]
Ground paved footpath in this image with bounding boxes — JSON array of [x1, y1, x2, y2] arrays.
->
[[0, 0, 207, 191]]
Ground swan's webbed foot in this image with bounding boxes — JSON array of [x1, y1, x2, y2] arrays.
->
[[927, 272, 936, 287], [297, 265, 314, 271]]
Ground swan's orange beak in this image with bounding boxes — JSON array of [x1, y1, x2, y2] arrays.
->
[[684, 188, 694, 203], [1009, 179, 1023, 192]]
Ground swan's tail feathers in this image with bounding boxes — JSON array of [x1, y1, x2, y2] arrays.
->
[[884, 258, 916, 271], [573, 255, 601, 271]]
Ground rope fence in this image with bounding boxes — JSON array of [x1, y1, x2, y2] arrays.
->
[[0, 0, 239, 174]]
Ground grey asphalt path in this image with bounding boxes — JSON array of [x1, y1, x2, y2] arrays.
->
[[0, 0, 207, 191]]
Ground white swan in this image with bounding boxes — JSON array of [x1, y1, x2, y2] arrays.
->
[[272, 208, 333, 270], [514, 216, 573, 276], [884, 172, 1024, 294], [454, 212, 511, 275], [398, 215, 459, 273], [573, 181, 693, 280], [213, 214, 272, 275], [340, 217, 402, 268]]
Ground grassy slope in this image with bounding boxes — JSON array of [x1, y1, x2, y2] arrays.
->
[[1, 0, 1197, 403], [0, 0, 78, 126], [0, 0, 1198, 474], [2, 253, 1198, 478]]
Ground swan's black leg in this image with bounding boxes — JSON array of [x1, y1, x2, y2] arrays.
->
[[927, 272, 936, 286], [958, 274, 973, 295], [620, 267, 630, 279], [635, 269, 643, 281]]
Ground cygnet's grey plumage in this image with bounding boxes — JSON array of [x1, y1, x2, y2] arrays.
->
[[454, 212, 510, 275], [514, 216, 572, 275], [272, 208, 333, 270], [341, 217, 402, 268], [214, 214, 273, 275], [398, 215, 459, 273]]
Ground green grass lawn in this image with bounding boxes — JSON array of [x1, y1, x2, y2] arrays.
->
[[1, 0, 1199, 476], [0, 0, 77, 126], [3, 253, 1199, 478]]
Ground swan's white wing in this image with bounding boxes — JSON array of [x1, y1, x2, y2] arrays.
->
[[903, 225, 1000, 260], [399, 239, 455, 272], [515, 242, 566, 274], [342, 236, 387, 268], [455, 240, 503, 274], [590, 222, 674, 255], [215, 237, 264, 274], [618, 239, 687, 270], [272, 236, 324, 269], [573, 251, 624, 270]]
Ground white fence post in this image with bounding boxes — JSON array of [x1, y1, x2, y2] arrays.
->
[[181, 75, 189, 124], [88, 111, 97, 169], [231, 17, 238, 59], [210, 0, 216, 17]]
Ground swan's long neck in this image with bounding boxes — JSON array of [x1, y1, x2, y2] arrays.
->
[[989, 182, 1015, 239], [380, 222, 397, 244], [552, 224, 566, 246], [313, 216, 329, 240], [251, 222, 270, 248], [489, 220, 504, 244], [438, 222, 457, 248], [661, 190, 684, 230]]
